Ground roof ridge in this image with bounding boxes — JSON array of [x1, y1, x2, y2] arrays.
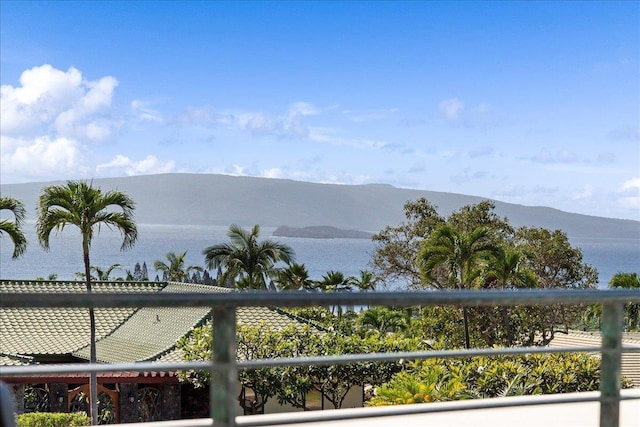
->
[[162, 281, 233, 293], [270, 307, 330, 332]]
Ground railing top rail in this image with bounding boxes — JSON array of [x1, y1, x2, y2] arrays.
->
[[2, 345, 637, 378], [1, 289, 639, 309]]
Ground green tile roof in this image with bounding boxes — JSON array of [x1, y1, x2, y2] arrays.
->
[[0, 353, 33, 366], [1, 280, 318, 366], [154, 306, 314, 363], [0, 280, 165, 358], [75, 283, 319, 364], [73, 282, 215, 363]]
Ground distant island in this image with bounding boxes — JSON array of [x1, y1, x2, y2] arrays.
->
[[273, 225, 373, 239]]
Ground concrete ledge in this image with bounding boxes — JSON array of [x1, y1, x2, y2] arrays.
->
[[111, 390, 640, 427]]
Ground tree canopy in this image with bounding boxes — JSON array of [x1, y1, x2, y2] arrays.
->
[[154, 251, 203, 282], [0, 195, 28, 259], [609, 272, 640, 331], [177, 319, 419, 411], [372, 198, 598, 348], [202, 224, 295, 290]]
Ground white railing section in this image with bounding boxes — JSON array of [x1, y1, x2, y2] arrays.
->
[[1, 288, 639, 427]]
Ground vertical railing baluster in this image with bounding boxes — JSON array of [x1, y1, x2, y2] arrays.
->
[[211, 306, 237, 427], [599, 302, 623, 427]]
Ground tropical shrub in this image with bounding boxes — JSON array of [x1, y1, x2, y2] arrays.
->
[[178, 321, 421, 409], [368, 366, 468, 406], [367, 352, 632, 406], [16, 412, 90, 427]]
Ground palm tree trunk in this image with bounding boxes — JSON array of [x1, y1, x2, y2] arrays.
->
[[502, 307, 513, 346], [463, 307, 470, 349], [84, 243, 99, 425]]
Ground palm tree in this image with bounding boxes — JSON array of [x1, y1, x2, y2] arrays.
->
[[76, 263, 123, 281], [154, 251, 203, 282], [314, 270, 355, 293], [353, 270, 377, 292], [202, 224, 294, 290], [36, 181, 137, 425], [418, 224, 498, 349], [313, 271, 355, 316], [359, 307, 407, 333], [274, 262, 313, 291], [609, 272, 640, 330], [0, 195, 27, 259], [483, 247, 537, 345]]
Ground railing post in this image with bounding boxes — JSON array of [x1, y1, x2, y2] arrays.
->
[[210, 306, 237, 427], [599, 302, 623, 427]]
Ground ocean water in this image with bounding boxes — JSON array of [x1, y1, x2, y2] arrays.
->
[[0, 224, 374, 282], [0, 223, 637, 288]]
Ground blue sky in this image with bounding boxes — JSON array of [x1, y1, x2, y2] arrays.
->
[[1, 1, 638, 220]]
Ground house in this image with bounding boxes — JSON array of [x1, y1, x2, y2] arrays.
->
[[546, 330, 640, 388], [0, 280, 363, 423]]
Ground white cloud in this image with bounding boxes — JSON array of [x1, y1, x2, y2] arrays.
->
[[1, 65, 122, 182], [608, 125, 640, 142], [1, 64, 118, 140], [342, 108, 399, 123], [437, 98, 492, 126], [307, 126, 390, 150], [621, 177, 640, 192], [261, 168, 285, 179], [96, 155, 175, 176], [0, 135, 85, 180], [573, 185, 594, 200], [468, 146, 494, 158], [450, 168, 489, 184], [174, 105, 216, 126], [438, 98, 465, 121], [408, 161, 426, 173], [288, 102, 319, 116], [245, 110, 309, 138], [472, 103, 491, 114], [216, 102, 321, 139], [131, 100, 163, 122], [596, 152, 616, 164], [530, 149, 579, 164], [246, 112, 278, 134], [619, 177, 640, 210]]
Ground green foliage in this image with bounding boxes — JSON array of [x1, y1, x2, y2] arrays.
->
[[313, 270, 356, 293], [177, 317, 421, 410], [75, 264, 123, 281], [16, 412, 91, 427], [358, 307, 408, 334], [202, 224, 295, 289], [372, 198, 444, 289], [407, 306, 466, 348], [372, 198, 599, 348], [609, 272, 640, 331], [0, 195, 28, 258], [288, 306, 335, 327], [177, 325, 212, 388], [153, 251, 203, 282], [368, 352, 631, 407], [274, 263, 313, 291], [367, 367, 468, 406]]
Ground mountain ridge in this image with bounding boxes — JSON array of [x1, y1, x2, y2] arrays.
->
[[1, 173, 638, 240]]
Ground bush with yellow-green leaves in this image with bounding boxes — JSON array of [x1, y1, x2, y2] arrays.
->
[[367, 352, 632, 406], [16, 412, 91, 427]]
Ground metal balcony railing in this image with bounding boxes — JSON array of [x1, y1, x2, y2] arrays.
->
[[1, 289, 639, 427]]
